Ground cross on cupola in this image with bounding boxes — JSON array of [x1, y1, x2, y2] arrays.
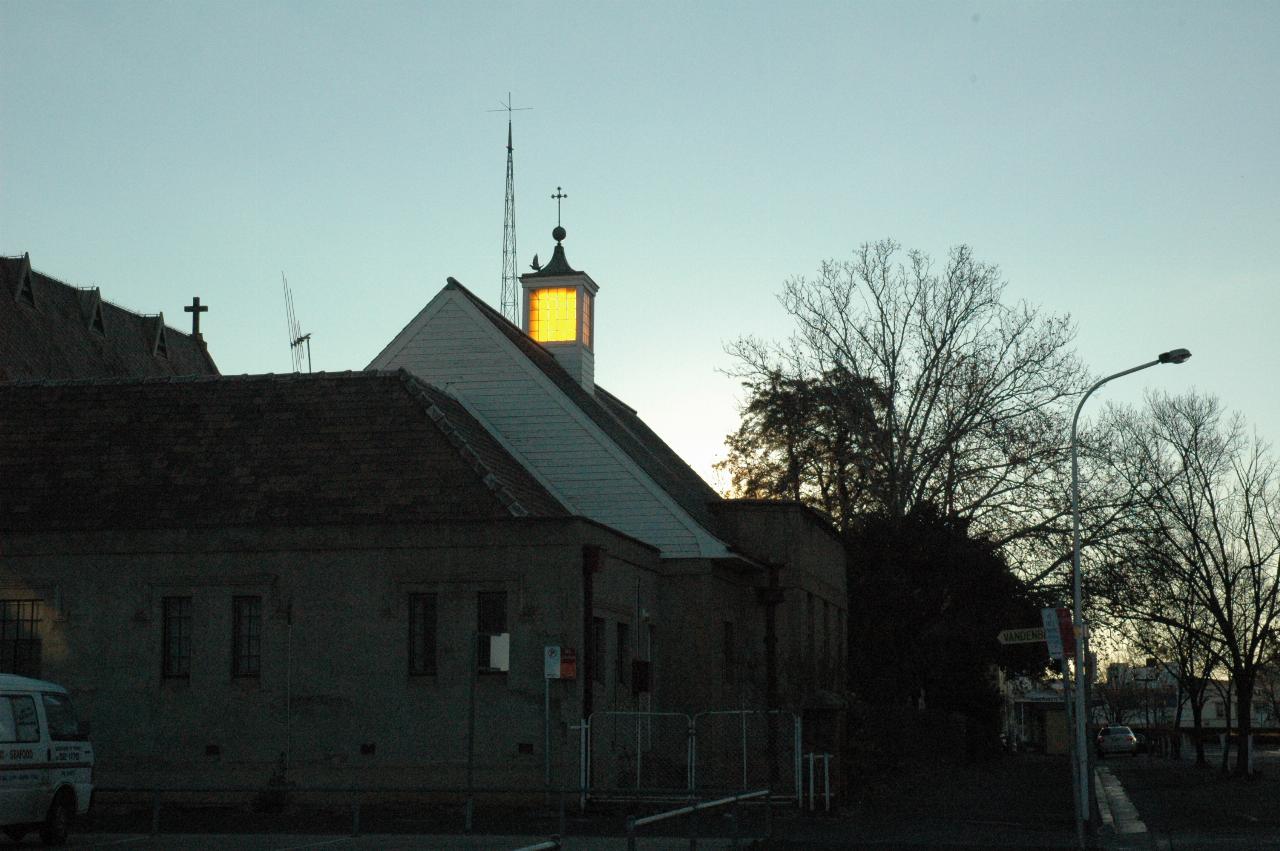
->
[[184, 297, 209, 337], [551, 187, 568, 228]]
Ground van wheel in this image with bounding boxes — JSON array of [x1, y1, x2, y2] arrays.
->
[[4, 826, 28, 842], [39, 797, 72, 846]]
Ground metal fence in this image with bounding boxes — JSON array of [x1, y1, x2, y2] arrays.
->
[[584, 709, 801, 801], [587, 710, 692, 795], [694, 710, 800, 798]]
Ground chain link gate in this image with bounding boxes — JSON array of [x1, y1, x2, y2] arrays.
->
[[586, 711, 692, 796], [693, 710, 801, 799]]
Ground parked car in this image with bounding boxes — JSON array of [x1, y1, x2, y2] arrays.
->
[[1095, 725, 1139, 758], [0, 674, 94, 845]]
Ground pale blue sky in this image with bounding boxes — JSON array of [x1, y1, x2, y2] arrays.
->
[[3, 1, 1277, 486]]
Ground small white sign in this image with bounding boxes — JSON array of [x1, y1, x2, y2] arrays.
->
[[490, 633, 510, 672], [1041, 608, 1064, 659], [544, 645, 562, 679]]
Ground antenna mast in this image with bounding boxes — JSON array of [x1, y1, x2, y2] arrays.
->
[[282, 273, 312, 373], [489, 93, 532, 324]]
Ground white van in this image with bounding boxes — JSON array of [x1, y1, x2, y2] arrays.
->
[[0, 675, 93, 846]]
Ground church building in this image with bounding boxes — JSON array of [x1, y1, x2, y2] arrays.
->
[[0, 233, 847, 795]]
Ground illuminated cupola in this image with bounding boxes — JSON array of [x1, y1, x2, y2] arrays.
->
[[521, 224, 599, 392]]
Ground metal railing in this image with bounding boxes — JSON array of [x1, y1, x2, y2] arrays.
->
[[624, 788, 771, 850], [585, 709, 802, 802]]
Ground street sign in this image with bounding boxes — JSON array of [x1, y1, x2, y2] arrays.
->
[[997, 627, 1046, 644], [1042, 608, 1065, 659], [545, 645, 562, 679]]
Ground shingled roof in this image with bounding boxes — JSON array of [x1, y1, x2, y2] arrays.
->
[[443, 278, 724, 535], [0, 253, 218, 381], [0, 371, 566, 532]]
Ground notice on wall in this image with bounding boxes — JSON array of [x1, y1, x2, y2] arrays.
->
[[560, 647, 577, 680]]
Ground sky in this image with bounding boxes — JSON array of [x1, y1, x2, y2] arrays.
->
[[3, 1, 1277, 489]]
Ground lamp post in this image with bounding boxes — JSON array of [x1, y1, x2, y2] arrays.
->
[[1070, 348, 1190, 842]]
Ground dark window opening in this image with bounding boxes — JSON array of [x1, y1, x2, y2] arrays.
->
[[232, 596, 261, 677], [616, 621, 630, 689], [477, 591, 508, 672], [723, 621, 735, 683], [162, 596, 192, 678], [0, 600, 41, 678], [408, 592, 438, 676], [591, 617, 606, 684]]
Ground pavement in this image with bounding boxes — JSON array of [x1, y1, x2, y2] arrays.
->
[[1092, 744, 1280, 850], [30, 749, 1280, 849]]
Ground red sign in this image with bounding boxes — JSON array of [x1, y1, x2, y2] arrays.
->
[[1056, 608, 1077, 658], [560, 647, 577, 680]]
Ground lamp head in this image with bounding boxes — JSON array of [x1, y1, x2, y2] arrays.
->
[[1158, 348, 1191, 365]]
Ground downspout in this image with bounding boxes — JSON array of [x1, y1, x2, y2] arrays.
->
[[583, 545, 604, 721], [758, 563, 784, 785]]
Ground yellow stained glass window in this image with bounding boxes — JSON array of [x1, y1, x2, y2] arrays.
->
[[528, 287, 577, 343], [582, 292, 592, 349]]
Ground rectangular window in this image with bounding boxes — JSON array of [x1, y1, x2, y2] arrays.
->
[[41, 693, 86, 741], [822, 599, 831, 687], [616, 622, 630, 688], [409, 593, 438, 676], [528, 287, 577, 343], [4, 696, 39, 743], [723, 621, 735, 684], [0, 600, 42, 678], [806, 592, 815, 685], [477, 591, 508, 672], [582, 291, 593, 349], [232, 596, 262, 677], [162, 597, 192, 678], [592, 617, 606, 684], [837, 608, 846, 691]]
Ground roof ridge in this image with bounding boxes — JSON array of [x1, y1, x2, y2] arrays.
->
[[0, 370, 391, 389], [24, 266, 203, 342]]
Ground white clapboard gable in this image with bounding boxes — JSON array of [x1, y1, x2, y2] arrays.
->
[[369, 284, 730, 559]]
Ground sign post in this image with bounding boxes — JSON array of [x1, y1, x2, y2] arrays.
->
[[544, 646, 561, 793]]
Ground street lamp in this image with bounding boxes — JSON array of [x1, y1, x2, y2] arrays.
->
[[1070, 348, 1190, 841]]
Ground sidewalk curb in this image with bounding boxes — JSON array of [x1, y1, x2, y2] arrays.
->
[[1094, 765, 1150, 849]]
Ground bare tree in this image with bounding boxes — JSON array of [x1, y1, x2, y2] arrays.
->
[[1105, 392, 1280, 776], [1109, 601, 1221, 766], [723, 240, 1090, 577]]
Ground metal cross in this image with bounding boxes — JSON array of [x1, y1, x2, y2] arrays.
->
[[551, 187, 568, 226], [184, 296, 208, 336]]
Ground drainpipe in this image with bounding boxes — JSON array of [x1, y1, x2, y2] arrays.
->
[[757, 564, 784, 785], [583, 545, 604, 721]]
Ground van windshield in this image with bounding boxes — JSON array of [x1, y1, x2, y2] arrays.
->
[[41, 692, 87, 741]]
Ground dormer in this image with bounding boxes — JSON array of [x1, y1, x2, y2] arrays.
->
[[14, 253, 35, 308], [80, 288, 106, 336], [520, 226, 599, 392], [151, 314, 169, 359]]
